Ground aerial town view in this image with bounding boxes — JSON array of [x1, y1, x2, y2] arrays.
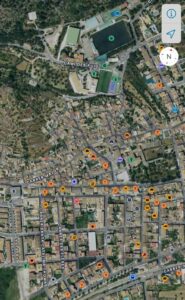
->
[[0, 0, 185, 299]]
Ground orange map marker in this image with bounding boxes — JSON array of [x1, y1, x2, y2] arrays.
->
[[102, 162, 109, 170], [102, 179, 109, 185], [47, 181, 55, 187], [154, 129, 161, 136], [79, 280, 86, 289], [29, 258, 36, 265], [142, 252, 148, 259], [91, 153, 97, 160], [89, 223, 96, 230], [154, 199, 160, 206], [102, 271, 110, 279], [112, 187, 119, 194], [156, 82, 163, 89], [124, 132, 131, 139], [42, 189, 48, 197], [176, 270, 182, 277], [161, 203, 167, 209], [96, 262, 103, 269], [64, 291, 71, 299], [133, 185, 139, 192]]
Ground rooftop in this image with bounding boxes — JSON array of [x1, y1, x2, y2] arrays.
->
[[92, 21, 133, 56], [28, 11, 37, 21], [85, 17, 99, 31], [88, 232, 97, 252]]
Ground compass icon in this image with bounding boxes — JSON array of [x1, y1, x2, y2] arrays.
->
[[160, 47, 179, 67], [166, 9, 176, 19]]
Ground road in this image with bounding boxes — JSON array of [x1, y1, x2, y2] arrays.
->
[[78, 262, 185, 300], [0, 2, 185, 299]]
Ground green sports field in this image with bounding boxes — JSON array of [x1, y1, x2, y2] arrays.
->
[[96, 70, 112, 93]]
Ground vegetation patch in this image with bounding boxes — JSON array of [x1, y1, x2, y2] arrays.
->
[[0, 268, 20, 300]]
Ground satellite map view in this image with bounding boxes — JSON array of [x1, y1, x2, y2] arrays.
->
[[0, 0, 185, 299]]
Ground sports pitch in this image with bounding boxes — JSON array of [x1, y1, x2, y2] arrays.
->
[[92, 21, 133, 56]]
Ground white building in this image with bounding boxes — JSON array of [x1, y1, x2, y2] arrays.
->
[[86, 75, 98, 93], [88, 232, 97, 252], [28, 11, 37, 21]]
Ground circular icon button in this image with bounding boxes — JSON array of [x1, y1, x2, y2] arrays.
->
[[160, 47, 179, 67], [167, 9, 176, 19]]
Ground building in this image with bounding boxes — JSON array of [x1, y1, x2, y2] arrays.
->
[[88, 232, 97, 252], [65, 27, 80, 48], [69, 72, 88, 95], [28, 11, 37, 21], [0, 237, 4, 252], [92, 21, 133, 56], [86, 75, 98, 93], [85, 16, 100, 31], [10, 186, 22, 198]]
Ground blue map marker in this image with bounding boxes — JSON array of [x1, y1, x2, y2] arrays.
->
[[166, 29, 176, 39], [72, 178, 77, 185], [117, 157, 123, 163], [159, 63, 165, 69], [129, 274, 137, 281], [172, 105, 179, 113]]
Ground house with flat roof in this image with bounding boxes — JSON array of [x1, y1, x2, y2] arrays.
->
[[88, 232, 97, 252], [85, 16, 99, 31], [28, 11, 37, 21], [0, 237, 4, 252]]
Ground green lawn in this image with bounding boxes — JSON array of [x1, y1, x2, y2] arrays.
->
[[76, 213, 88, 228], [79, 257, 96, 269], [96, 70, 112, 93], [31, 294, 48, 300], [76, 211, 95, 228], [0, 268, 20, 300]]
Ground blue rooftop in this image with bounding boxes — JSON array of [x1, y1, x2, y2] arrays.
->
[[108, 80, 117, 94], [111, 9, 122, 17], [85, 17, 99, 30], [146, 78, 155, 84]]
